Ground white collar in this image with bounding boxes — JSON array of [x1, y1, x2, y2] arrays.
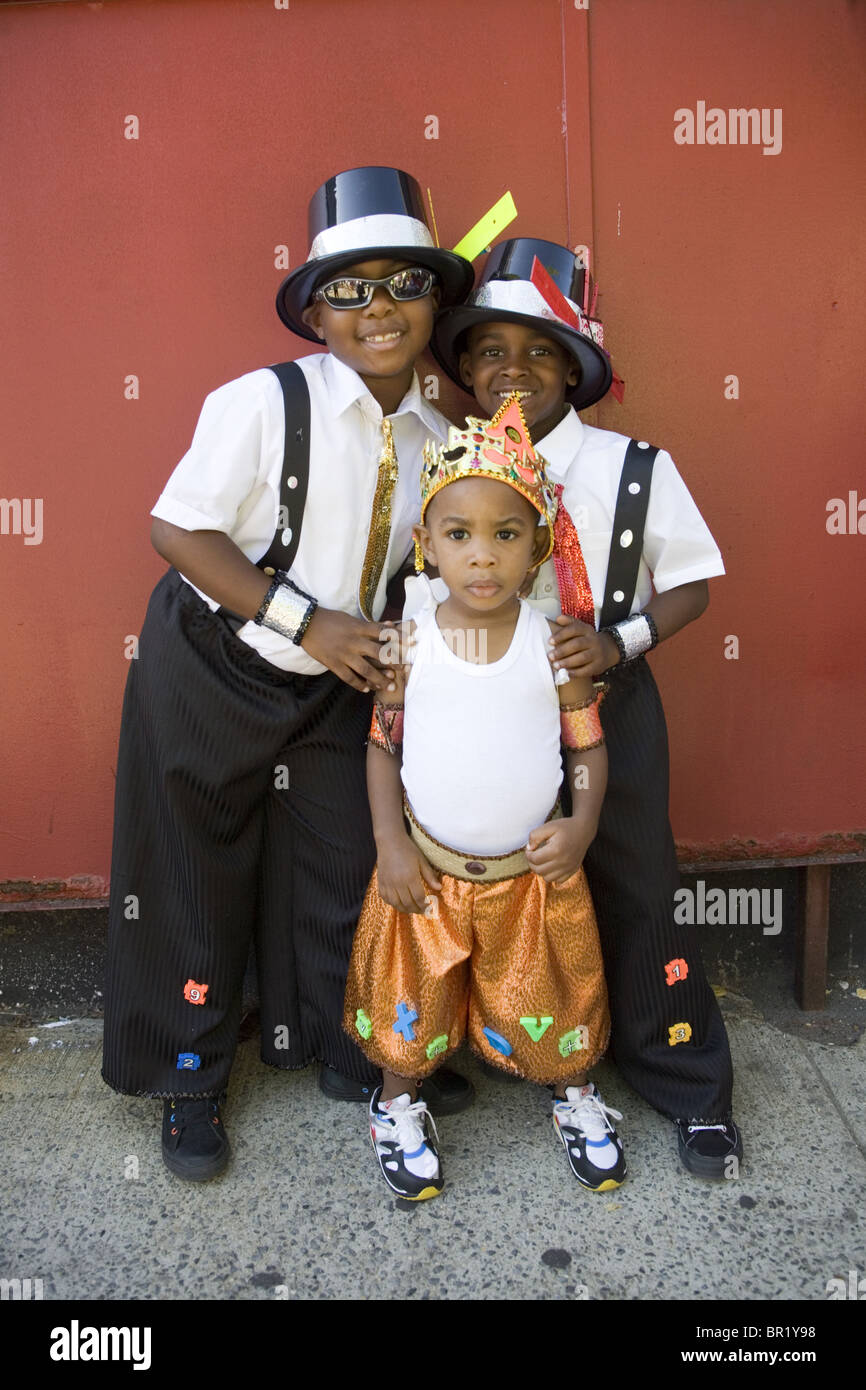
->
[[323, 353, 442, 431], [534, 405, 585, 481]]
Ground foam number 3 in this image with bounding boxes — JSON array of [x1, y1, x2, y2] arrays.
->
[[667, 1022, 692, 1046]]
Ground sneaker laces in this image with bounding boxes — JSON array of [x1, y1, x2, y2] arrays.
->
[[377, 1096, 440, 1155], [168, 1097, 221, 1136], [556, 1087, 622, 1143]]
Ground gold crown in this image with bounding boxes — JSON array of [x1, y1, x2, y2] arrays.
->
[[420, 393, 557, 561]]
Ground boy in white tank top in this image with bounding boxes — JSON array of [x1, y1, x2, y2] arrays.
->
[[343, 395, 626, 1200]]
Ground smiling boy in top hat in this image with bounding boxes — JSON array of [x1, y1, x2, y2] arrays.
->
[[102, 167, 476, 1180], [431, 237, 742, 1177]]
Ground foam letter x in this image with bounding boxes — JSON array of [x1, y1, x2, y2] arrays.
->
[[392, 1001, 418, 1042]]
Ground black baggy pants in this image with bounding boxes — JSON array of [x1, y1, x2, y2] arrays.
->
[[102, 570, 380, 1098], [581, 657, 734, 1122]]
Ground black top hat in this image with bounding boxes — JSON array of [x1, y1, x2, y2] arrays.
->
[[276, 166, 475, 340], [430, 237, 612, 411]]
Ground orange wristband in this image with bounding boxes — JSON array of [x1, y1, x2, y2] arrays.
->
[[368, 702, 404, 755], [560, 690, 605, 750]]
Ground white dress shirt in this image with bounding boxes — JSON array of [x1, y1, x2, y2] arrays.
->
[[151, 353, 450, 674], [525, 407, 725, 623]]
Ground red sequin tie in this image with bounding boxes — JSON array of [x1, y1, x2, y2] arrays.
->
[[552, 484, 594, 624]]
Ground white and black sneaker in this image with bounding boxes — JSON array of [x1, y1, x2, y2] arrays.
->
[[553, 1083, 627, 1192], [369, 1087, 444, 1201]]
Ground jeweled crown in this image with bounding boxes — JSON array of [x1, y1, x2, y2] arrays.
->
[[420, 393, 557, 560]]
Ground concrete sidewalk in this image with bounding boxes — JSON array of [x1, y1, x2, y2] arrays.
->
[[1, 988, 864, 1303]]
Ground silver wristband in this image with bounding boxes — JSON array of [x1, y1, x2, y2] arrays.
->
[[259, 580, 317, 645], [607, 612, 657, 662]]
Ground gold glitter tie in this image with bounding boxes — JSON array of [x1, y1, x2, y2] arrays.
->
[[358, 418, 399, 621]]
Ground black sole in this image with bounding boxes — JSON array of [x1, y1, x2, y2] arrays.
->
[[161, 1146, 231, 1182], [677, 1127, 743, 1179]]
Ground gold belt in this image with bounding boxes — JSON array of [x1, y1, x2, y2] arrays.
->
[[403, 796, 561, 883]]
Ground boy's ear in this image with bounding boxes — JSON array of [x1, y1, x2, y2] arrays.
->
[[566, 356, 580, 389], [518, 529, 548, 597], [413, 522, 436, 567], [529, 524, 552, 569], [301, 301, 327, 342], [457, 350, 474, 389]]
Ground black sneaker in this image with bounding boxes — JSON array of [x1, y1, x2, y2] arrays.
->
[[320, 1064, 474, 1115], [553, 1084, 627, 1192], [478, 1059, 523, 1084], [162, 1096, 230, 1182], [369, 1087, 444, 1201], [676, 1119, 743, 1178], [318, 1066, 378, 1104]]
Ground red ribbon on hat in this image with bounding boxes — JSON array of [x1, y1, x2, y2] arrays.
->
[[608, 370, 626, 405], [529, 256, 624, 404]]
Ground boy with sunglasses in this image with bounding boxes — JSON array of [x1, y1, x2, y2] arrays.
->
[[430, 238, 742, 1179], [102, 167, 475, 1180]]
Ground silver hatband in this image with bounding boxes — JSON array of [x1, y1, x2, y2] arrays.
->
[[308, 215, 434, 261]]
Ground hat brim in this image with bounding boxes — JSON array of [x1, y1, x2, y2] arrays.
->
[[276, 248, 475, 340], [430, 305, 613, 412]]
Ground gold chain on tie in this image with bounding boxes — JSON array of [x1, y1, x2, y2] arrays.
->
[[358, 418, 399, 621]]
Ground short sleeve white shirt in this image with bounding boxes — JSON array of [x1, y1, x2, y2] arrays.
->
[[525, 407, 725, 623], [151, 353, 449, 674]]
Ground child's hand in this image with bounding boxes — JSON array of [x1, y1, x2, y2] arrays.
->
[[300, 608, 399, 693], [376, 838, 443, 915], [549, 615, 619, 679], [526, 817, 596, 885]]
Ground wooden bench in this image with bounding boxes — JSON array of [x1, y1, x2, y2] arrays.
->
[[676, 851, 866, 1011]]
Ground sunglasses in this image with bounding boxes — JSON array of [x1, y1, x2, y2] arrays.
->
[[314, 266, 437, 309]]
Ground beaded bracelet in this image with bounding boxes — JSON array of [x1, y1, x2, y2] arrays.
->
[[603, 611, 658, 665], [255, 575, 317, 646], [560, 689, 605, 751], [367, 702, 405, 755]]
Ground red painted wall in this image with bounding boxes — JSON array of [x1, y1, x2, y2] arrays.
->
[[1, 0, 863, 898], [587, 0, 866, 856]]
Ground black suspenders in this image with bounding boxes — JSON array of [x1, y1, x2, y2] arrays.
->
[[256, 361, 311, 577], [217, 361, 311, 632], [598, 439, 659, 629]]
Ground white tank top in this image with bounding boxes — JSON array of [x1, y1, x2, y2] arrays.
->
[[401, 599, 563, 855]]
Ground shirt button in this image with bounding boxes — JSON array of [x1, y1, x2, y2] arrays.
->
[[613, 589, 625, 602], [543, 583, 553, 593], [281, 528, 292, 546], [287, 475, 298, 489], [637, 440, 650, 449], [619, 529, 633, 548], [263, 566, 276, 577], [628, 481, 641, 494]]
